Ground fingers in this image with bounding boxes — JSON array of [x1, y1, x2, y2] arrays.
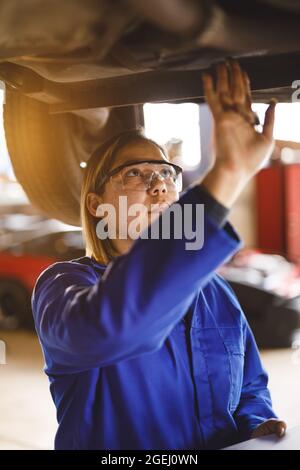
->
[[265, 419, 287, 438], [229, 59, 245, 105], [229, 60, 258, 124], [202, 59, 259, 126], [252, 419, 287, 439], [216, 62, 233, 108], [241, 70, 260, 125], [243, 70, 253, 113], [263, 98, 277, 140], [275, 420, 287, 438], [202, 72, 222, 118]]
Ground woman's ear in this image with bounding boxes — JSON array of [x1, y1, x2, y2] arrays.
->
[[86, 192, 103, 217]]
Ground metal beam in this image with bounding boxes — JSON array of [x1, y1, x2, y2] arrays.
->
[[49, 52, 300, 113], [2, 51, 300, 113]]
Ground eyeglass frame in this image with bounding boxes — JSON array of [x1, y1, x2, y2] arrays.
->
[[96, 159, 183, 192]]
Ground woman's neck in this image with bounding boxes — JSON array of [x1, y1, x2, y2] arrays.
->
[[110, 237, 133, 256]]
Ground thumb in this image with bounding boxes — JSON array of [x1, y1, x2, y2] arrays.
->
[[262, 98, 277, 140]]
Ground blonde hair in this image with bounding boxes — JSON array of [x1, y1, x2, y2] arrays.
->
[[80, 127, 168, 266]]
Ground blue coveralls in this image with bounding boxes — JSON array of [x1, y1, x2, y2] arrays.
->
[[31, 184, 277, 450]]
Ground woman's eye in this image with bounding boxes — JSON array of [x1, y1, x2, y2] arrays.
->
[[160, 168, 173, 178], [125, 168, 142, 177]]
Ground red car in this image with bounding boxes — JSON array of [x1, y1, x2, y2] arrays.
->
[[0, 229, 84, 330]]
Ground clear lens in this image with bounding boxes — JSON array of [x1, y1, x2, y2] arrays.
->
[[111, 162, 182, 192]]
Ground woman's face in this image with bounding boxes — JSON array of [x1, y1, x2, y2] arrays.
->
[[87, 140, 180, 240]]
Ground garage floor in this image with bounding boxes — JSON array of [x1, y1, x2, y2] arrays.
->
[[0, 331, 300, 450], [0, 331, 56, 450]]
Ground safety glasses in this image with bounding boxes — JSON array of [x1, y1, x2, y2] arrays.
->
[[97, 159, 183, 192]]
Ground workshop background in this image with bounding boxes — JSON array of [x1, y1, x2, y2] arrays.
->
[[1, 92, 300, 449]]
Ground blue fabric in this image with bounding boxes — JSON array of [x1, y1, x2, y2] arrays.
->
[[31, 185, 277, 450]]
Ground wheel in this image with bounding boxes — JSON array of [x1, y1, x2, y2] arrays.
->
[[0, 279, 32, 330], [3, 89, 144, 226]]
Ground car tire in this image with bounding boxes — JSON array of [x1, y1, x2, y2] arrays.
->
[[0, 279, 33, 330], [3, 89, 144, 226]]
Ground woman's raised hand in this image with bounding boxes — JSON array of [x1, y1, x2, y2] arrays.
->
[[200, 59, 276, 208]]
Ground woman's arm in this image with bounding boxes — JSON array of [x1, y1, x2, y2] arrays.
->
[[32, 60, 276, 373], [32, 185, 241, 373], [233, 317, 286, 440]]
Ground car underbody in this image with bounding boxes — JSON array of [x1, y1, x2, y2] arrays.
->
[[1, 0, 300, 225]]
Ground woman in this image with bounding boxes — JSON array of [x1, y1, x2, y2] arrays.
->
[[32, 60, 286, 450]]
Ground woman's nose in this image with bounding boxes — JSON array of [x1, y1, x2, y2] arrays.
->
[[147, 176, 167, 196]]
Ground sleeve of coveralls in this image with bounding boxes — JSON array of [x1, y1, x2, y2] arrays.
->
[[32, 184, 242, 373]]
